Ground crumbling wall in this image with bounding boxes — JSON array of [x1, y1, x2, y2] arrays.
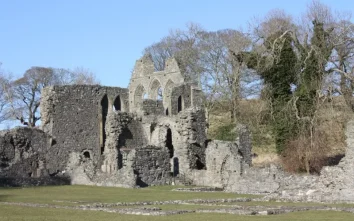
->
[[191, 140, 243, 187], [0, 127, 72, 186], [142, 99, 164, 116], [287, 119, 354, 202], [40, 85, 129, 172], [170, 84, 192, 115], [244, 120, 354, 202], [236, 124, 252, 166], [0, 127, 51, 178], [128, 55, 185, 113], [225, 165, 283, 194], [175, 108, 207, 172], [132, 146, 171, 186], [65, 151, 136, 188], [101, 111, 147, 173]]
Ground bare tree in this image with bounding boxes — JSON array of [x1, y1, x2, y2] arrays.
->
[[143, 37, 174, 71], [4, 66, 100, 127], [9, 67, 56, 127], [0, 64, 12, 124], [145, 24, 258, 123], [199, 29, 256, 122], [252, 9, 296, 43], [144, 23, 204, 84], [326, 18, 354, 111], [51, 67, 100, 85]]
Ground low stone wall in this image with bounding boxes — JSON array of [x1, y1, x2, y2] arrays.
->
[[269, 119, 354, 202], [190, 140, 243, 188], [219, 120, 354, 203]]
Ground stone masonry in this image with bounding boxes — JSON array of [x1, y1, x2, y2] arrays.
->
[[2, 54, 354, 203]]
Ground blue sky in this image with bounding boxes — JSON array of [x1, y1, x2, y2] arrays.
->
[[0, 0, 353, 88]]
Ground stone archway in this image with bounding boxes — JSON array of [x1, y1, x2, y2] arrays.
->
[[134, 84, 146, 108], [149, 78, 162, 100], [163, 79, 175, 113]]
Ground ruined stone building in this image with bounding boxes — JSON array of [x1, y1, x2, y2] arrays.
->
[[3, 55, 354, 203], [0, 54, 251, 188]]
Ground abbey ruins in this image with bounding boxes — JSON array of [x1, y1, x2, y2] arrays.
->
[[1, 54, 354, 203]]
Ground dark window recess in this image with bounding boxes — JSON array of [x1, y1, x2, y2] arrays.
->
[[178, 96, 183, 113], [166, 128, 174, 158], [173, 157, 179, 176], [113, 96, 121, 111], [83, 151, 91, 159], [101, 95, 109, 154], [195, 155, 205, 170]]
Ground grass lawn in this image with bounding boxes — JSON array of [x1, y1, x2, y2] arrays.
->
[[1, 205, 354, 221], [1, 185, 354, 220], [0, 185, 252, 205], [220, 200, 354, 208]]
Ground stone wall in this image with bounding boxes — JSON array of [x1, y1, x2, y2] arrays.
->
[[219, 120, 354, 201], [0, 127, 72, 187], [40, 85, 129, 172], [132, 146, 171, 186], [101, 111, 148, 173], [142, 99, 164, 116], [0, 127, 51, 178], [170, 84, 192, 115], [173, 108, 208, 174], [128, 55, 185, 113], [191, 140, 243, 187], [236, 124, 252, 166], [286, 119, 354, 202]]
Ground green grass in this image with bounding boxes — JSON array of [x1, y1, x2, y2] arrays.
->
[[1, 205, 354, 221], [0, 185, 250, 205], [124, 204, 235, 210], [1, 185, 354, 220], [219, 201, 354, 208]]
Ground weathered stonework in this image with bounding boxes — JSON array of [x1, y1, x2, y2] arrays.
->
[[0, 127, 51, 178], [132, 146, 171, 186], [0, 55, 219, 188], [3, 54, 354, 204]]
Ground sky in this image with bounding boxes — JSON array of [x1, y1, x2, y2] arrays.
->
[[0, 0, 353, 88]]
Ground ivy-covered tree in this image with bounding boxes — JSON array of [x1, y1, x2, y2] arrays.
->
[[264, 33, 298, 153], [239, 32, 298, 153], [296, 20, 333, 120]]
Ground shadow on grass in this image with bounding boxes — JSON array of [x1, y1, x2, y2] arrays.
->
[[0, 194, 11, 202], [0, 176, 71, 187]]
